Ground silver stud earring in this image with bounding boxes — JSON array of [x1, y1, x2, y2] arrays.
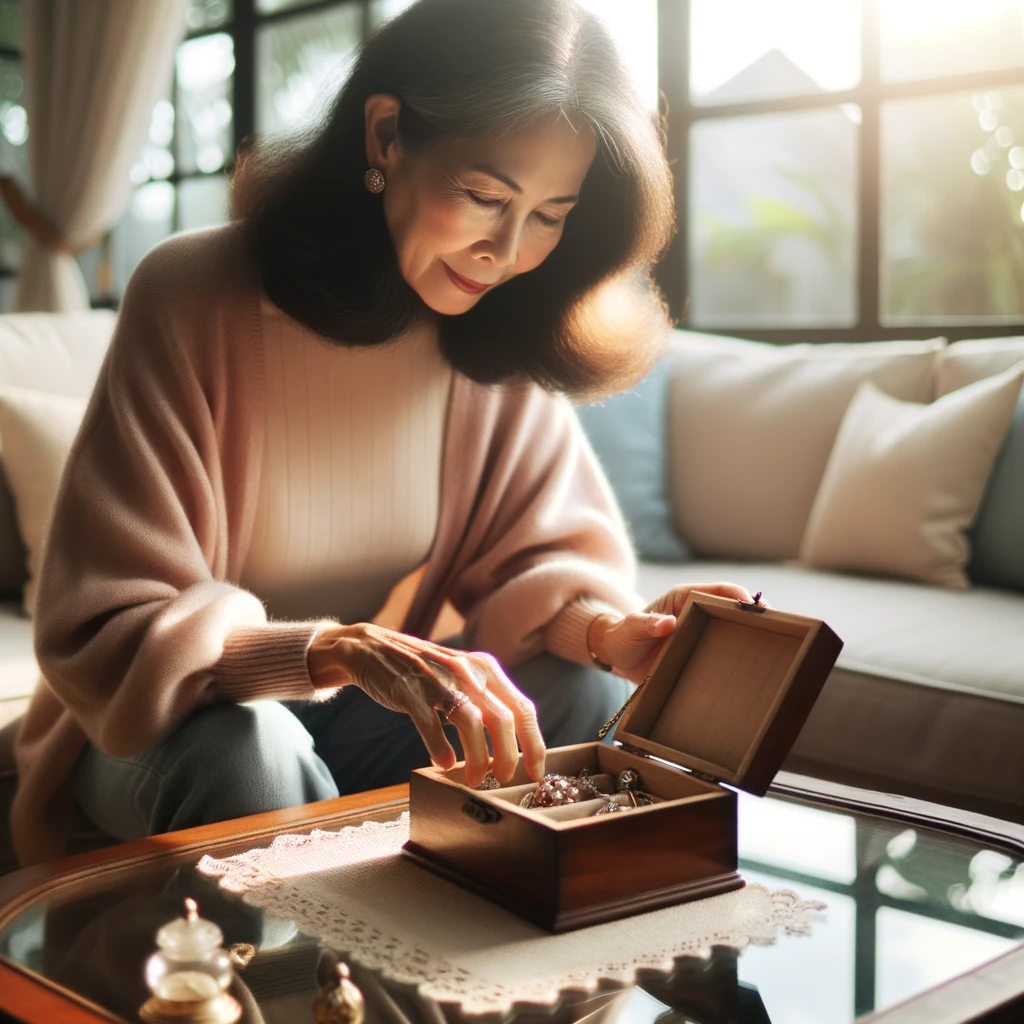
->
[[363, 167, 385, 194]]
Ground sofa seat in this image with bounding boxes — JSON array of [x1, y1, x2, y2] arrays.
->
[[637, 561, 1024, 821]]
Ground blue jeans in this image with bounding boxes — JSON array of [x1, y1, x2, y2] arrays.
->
[[72, 647, 629, 841]]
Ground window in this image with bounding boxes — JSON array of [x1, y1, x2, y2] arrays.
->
[[81, 0, 659, 304], [664, 0, 1024, 342], [0, 0, 23, 312], [5, 0, 1021, 342]]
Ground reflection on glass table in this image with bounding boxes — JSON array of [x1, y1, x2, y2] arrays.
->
[[1, 792, 1022, 1023], [737, 793, 1024, 1022]]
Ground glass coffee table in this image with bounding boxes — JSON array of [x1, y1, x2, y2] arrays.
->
[[1, 773, 1022, 1024]]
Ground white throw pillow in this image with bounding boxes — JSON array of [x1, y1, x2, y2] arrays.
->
[[0, 311, 114, 598], [0, 387, 87, 615], [798, 366, 1024, 588], [935, 336, 1024, 396], [667, 334, 945, 561]]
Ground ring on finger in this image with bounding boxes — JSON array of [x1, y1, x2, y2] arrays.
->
[[437, 689, 471, 723]]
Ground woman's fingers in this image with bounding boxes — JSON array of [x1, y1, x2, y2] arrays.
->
[[692, 581, 753, 603], [417, 644, 535, 784], [647, 582, 755, 618], [409, 705, 458, 772], [444, 695, 490, 787], [477, 665, 547, 782], [364, 631, 546, 784]]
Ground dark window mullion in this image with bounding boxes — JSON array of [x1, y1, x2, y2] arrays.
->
[[681, 61, 1024, 127], [254, 0, 364, 29], [657, 0, 690, 323], [859, 0, 882, 336], [234, 0, 257, 153]]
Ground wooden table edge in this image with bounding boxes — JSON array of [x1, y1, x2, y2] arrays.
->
[[2, 775, 1024, 1024], [0, 784, 409, 926]]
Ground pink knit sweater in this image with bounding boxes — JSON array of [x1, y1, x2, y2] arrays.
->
[[12, 225, 641, 865]]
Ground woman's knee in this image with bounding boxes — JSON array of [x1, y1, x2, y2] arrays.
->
[[162, 701, 338, 823], [75, 701, 338, 839]]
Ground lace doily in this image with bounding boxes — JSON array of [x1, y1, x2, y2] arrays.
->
[[199, 813, 824, 1014]]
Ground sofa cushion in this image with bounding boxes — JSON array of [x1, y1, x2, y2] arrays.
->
[[0, 388, 89, 615], [0, 312, 115, 599], [666, 333, 944, 562], [636, 560, 1024, 819], [935, 336, 1024, 395], [936, 337, 1024, 593], [798, 370, 1023, 588], [576, 358, 691, 562]]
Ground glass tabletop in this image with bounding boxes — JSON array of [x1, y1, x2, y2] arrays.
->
[[1, 787, 1022, 1024]]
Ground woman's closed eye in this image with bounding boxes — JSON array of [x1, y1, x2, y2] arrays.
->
[[465, 189, 505, 209], [464, 188, 564, 227]]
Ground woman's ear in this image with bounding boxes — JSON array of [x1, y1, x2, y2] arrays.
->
[[364, 94, 403, 176]]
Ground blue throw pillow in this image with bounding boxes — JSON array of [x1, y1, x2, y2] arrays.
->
[[970, 393, 1024, 591], [576, 360, 691, 563]]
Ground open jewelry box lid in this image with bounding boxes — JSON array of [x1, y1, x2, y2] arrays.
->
[[615, 592, 843, 797]]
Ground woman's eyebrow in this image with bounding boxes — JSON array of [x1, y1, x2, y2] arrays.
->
[[471, 164, 579, 204]]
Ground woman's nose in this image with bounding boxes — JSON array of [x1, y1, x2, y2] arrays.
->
[[478, 218, 521, 270]]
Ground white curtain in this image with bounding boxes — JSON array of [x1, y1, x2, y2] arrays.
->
[[14, 0, 188, 312]]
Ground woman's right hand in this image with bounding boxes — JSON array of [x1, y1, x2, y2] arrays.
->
[[307, 623, 547, 788]]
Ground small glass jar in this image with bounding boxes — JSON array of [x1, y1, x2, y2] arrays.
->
[[141, 899, 241, 1024]]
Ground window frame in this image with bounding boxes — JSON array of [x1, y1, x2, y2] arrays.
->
[[0, 8, 21, 292], [656, 0, 1024, 343]]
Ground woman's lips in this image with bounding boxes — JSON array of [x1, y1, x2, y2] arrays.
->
[[442, 261, 491, 295]]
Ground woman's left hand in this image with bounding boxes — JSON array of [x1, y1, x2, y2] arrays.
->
[[588, 582, 755, 685]]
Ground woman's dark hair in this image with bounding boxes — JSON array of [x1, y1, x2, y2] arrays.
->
[[232, 0, 675, 397]]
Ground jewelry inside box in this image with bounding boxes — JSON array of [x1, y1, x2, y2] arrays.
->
[[478, 768, 656, 817]]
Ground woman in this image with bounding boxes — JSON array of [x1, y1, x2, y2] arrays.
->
[[11, 0, 750, 865]]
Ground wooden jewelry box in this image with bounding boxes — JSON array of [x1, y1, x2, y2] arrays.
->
[[403, 592, 843, 932]]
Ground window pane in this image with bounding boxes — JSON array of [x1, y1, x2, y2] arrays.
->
[[185, 0, 232, 34], [882, 87, 1024, 324], [178, 175, 229, 232], [577, 0, 658, 113], [256, 5, 362, 134], [0, 0, 19, 49], [110, 183, 176, 298], [0, 57, 28, 181], [691, 0, 861, 105], [0, 201, 21, 269], [368, 0, 413, 30], [689, 108, 859, 328], [256, 0, 326, 15], [176, 33, 234, 176], [0, 57, 26, 269], [370, 1, 658, 111], [881, 0, 1024, 83], [129, 95, 176, 188]]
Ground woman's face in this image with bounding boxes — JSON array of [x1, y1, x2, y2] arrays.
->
[[365, 97, 597, 316]]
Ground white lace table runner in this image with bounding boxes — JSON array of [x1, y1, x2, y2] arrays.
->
[[198, 813, 824, 1014]]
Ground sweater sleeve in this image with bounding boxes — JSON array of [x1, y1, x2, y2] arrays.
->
[[33, 236, 325, 760], [445, 385, 643, 668]]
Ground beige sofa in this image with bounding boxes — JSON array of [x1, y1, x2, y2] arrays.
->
[[636, 331, 1024, 823], [0, 313, 1022, 873]]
